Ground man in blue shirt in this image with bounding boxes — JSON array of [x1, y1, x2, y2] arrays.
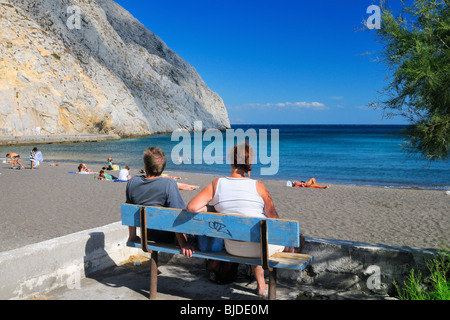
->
[[126, 147, 194, 257]]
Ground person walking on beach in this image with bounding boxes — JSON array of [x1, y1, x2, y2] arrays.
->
[[126, 147, 195, 258], [6, 153, 24, 170]]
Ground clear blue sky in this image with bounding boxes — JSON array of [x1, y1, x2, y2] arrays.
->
[[115, 0, 406, 125]]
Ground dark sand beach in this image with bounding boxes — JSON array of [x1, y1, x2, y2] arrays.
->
[[0, 161, 448, 253]]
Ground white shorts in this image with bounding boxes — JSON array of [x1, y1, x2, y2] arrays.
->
[[224, 239, 284, 258]]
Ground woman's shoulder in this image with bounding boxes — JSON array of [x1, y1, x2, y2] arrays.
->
[[255, 180, 269, 194], [212, 177, 228, 185]]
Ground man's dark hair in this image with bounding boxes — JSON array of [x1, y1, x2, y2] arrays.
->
[[143, 147, 166, 176]]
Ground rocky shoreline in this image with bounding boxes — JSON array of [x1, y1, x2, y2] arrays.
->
[[0, 134, 121, 146]]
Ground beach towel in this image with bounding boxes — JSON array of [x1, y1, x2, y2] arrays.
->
[[294, 185, 324, 189], [68, 171, 94, 175], [287, 180, 326, 189]]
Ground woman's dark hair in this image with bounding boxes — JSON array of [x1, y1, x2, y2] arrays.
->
[[32, 147, 38, 152], [143, 147, 166, 176], [230, 141, 254, 173]]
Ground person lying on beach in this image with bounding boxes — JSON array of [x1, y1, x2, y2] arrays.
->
[[77, 163, 98, 174], [140, 169, 181, 180], [186, 142, 305, 296], [162, 173, 181, 179], [159, 173, 199, 190], [176, 182, 200, 191], [292, 178, 330, 189], [97, 170, 115, 180], [6, 153, 24, 170], [97, 170, 107, 180], [30, 147, 44, 169], [126, 147, 195, 258]]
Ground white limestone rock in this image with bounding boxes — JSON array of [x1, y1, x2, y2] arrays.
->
[[0, 0, 230, 137]]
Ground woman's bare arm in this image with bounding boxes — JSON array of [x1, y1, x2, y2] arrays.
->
[[256, 181, 279, 219], [186, 178, 218, 213]]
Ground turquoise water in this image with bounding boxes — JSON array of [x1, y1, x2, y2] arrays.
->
[[1, 125, 449, 190]]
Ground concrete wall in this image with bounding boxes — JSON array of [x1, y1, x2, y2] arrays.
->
[[0, 222, 139, 300], [281, 237, 438, 296], [0, 222, 438, 300], [0, 134, 120, 146], [158, 237, 438, 297]]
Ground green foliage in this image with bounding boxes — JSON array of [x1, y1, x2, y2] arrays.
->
[[427, 249, 450, 299], [374, 0, 450, 161], [394, 249, 449, 300]]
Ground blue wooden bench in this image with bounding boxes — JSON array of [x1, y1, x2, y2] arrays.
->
[[121, 204, 314, 300]]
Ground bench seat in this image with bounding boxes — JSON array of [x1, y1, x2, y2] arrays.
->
[[121, 204, 314, 299], [126, 240, 313, 270]]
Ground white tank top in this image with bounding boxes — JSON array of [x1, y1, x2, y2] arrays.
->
[[212, 177, 265, 218]]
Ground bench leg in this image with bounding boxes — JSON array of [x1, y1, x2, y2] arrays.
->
[[149, 251, 158, 300], [268, 268, 277, 300]]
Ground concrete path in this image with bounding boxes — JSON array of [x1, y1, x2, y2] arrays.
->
[[35, 255, 393, 301]]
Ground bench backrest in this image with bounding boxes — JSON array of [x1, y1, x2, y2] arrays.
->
[[121, 204, 300, 247]]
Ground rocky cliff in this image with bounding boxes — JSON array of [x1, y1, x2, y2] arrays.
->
[[0, 0, 230, 137]]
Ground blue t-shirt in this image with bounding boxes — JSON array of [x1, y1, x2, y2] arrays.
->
[[126, 176, 185, 209], [126, 176, 186, 243]]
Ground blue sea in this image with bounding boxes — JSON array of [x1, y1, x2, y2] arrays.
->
[[2, 125, 449, 190]]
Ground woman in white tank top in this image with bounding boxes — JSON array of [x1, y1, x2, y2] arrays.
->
[[187, 142, 286, 296]]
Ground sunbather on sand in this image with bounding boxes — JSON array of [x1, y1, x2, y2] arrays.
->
[[77, 163, 98, 174], [140, 168, 198, 190], [292, 178, 330, 189], [97, 170, 115, 180], [162, 173, 181, 179], [159, 173, 198, 190], [176, 182, 200, 191]]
